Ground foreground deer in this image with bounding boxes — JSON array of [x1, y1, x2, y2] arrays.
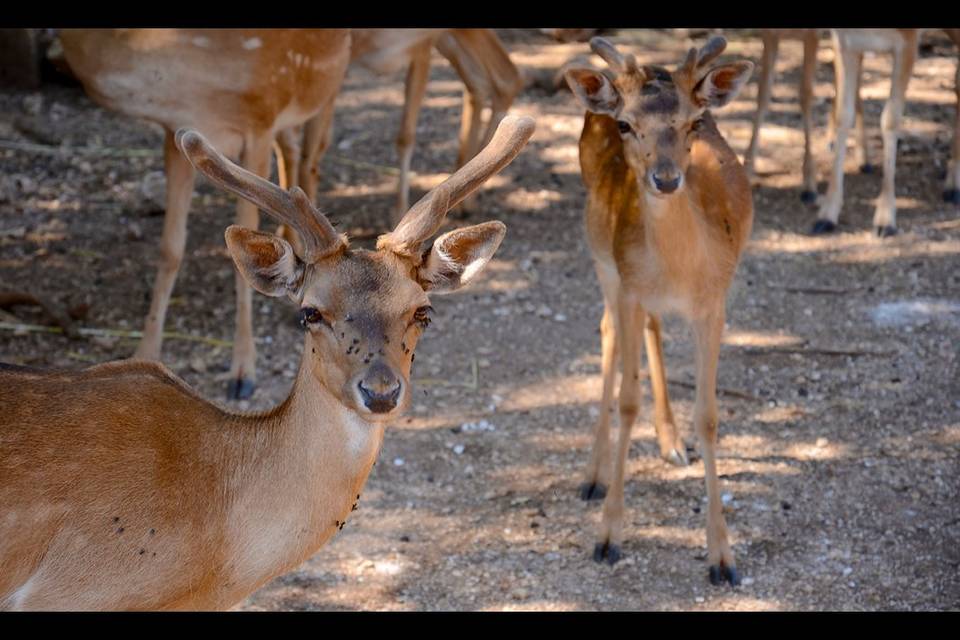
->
[[0, 115, 534, 611], [277, 28, 523, 222], [565, 37, 753, 584], [59, 29, 352, 399]]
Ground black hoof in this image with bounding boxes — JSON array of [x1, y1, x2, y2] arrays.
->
[[943, 188, 960, 204], [876, 225, 898, 238], [810, 219, 836, 235], [799, 190, 817, 205], [226, 378, 255, 400], [859, 163, 876, 175], [579, 482, 607, 501], [593, 542, 622, 565], [708, 564, 741, 586]]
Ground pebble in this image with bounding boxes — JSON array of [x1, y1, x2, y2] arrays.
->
[[393, 458, 405, 467], [453, 444, 465, 455]]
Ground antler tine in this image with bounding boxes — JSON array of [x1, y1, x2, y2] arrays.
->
[[379, 115, 535, 260], [175, 129, 343, 263], [589, 37, 627, 73], [695, 35, 727, 69], [680, 47, 698, 75]]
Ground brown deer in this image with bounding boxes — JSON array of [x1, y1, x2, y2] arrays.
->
[[0, 115, 535, 611], [276, 28, 523, 222], [565, 36, 754, 585], [59, 29, 352, 400]]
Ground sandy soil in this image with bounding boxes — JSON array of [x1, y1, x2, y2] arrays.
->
[[1, 29, 958, 611]]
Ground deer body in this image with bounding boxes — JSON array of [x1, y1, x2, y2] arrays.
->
[[0, 115, 534, 610], [60, 29, 352, 399], [566, 37, 753, 584]]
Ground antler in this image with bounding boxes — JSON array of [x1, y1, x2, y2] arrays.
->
[[589, 37, 640, 75], [175, 129, 345, 263], [378, 114, 536, 261], [679, 35, 728, 78]]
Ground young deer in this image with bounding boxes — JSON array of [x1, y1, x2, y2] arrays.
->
[[59, 29, 352, 400], [276, 28, 522, 223], [0, 115, 534, 611], [565, 37, 754, 585]]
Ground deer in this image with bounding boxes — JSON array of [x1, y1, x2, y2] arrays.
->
[[275, 28, 523, 225], [0, 114, 535, 611], [564, 36, 754, 585], [58, 29, 353, 401]]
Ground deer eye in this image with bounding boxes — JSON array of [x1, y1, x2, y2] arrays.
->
[[299, 307, 330, 330], [412, 305, 433, 329], [617, 120, 632, 135]]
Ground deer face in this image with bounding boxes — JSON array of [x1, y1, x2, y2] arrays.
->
[[565, 37, 753, 199]]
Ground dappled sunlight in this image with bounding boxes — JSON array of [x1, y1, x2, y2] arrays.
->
[[752, 404, 808, 425], [723, 329, 806, 348], [782, 439, 850, 462], [482, 599, 582, 611], [747, 227, 960, 260]]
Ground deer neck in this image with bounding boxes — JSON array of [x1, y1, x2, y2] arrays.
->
[[219, 347, 386, 598]]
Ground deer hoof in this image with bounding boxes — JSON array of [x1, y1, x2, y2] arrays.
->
[[709, 564, 741, 586], [810, 219, 836, 235], [226, 377, 255, 400], [593, 541, 622, 565], [942, 188, 960, 204], [875, 225, 898, 238], [859, 163, 876, 175], [579, 482, 607, 501], [799, 190, 818, 205], [663, 446, 690, 467]]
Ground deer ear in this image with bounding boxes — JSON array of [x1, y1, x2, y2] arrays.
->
[[564, 67, 622, 116], [692, 61, 754, 109], [418, 221, 506, 294], [224, 225, 305, 299]]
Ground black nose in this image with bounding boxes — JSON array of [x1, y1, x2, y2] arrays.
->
[[653, 174, 681, 194], [358, 379, 401, 413]]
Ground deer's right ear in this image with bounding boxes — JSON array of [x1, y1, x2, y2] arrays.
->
[[564, 67, 621, 116], [224, 225, 305, 300]]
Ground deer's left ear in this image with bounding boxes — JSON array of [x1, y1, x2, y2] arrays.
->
[[418, 221, 506, 294], [692, 61, 754, 109], [224, 225, 305, 300]]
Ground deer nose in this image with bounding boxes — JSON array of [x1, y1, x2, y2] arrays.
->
[[652, 173, 682, 194], [357, 362, 402, 413]]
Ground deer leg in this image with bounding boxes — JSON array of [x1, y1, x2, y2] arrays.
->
[[643, 313, 687, 466], [852, 54, 873, 174], [225, 133, 272, 400], [394, 42, 432, 225], [692, 310, 739, 586], [594, 296, 642, 565], [453, 87, 485, 215], [134, 129, 196, 361], [814, 40, 859, 234], [946, 50, 960, 204], [272, 127, 306, 256], [874, 34, 917, 237], [580, 277, 619, 501], [800, 30, 819, 203], [298, 97, 337, 205], [743, 32, 778, 185]]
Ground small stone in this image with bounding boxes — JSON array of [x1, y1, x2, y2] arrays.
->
[[453, 444, 465, 455], [553, 313, 567, 322], [393, 457, 405, 466]]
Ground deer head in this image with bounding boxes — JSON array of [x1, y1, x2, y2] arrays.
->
[[565, 36, 753, 198], [176, 115, 534, 419]]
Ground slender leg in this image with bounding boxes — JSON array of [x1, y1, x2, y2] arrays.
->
[[272, 127, 306, 256], [944, 31, 960, 203], [453, 86, 485, 214], [594, 295, 642, 565], [814, 35, 859, 233], [800, 30, 819, 202], [395, 42, 432, 224], [134, 129, 196, 361], [580, 274, 620, 501], [873, 31, 918, 236], [852, 54, 873, 173], [743, 31, 779, 185], [643, 313, 687, 466], [298, 97, 337, 205], [225, 133, 272, 400], [692, 309, 739, 586]]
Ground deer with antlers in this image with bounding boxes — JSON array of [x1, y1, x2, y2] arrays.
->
[[275, 28, 523, 224], [59, 29, 352, 400], [565, 37, 754, 585], [0, 115, 534, 611]]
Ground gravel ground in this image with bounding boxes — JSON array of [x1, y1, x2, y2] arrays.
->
[[1, 29, 958, 611]]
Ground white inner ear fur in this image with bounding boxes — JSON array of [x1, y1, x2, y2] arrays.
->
[[225, 226, 305, 300], [420, 222, 505, 294], [695, 61, 754, 109], [564, 68, 621, 116]]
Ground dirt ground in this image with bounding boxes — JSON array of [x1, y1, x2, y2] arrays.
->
[[1, 29, 959, 611]]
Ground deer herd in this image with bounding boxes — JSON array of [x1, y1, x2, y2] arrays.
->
[[1, 28, 957, 610]]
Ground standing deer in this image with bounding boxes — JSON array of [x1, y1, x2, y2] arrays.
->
[[0, 115, 534, 611], [59, 29, 352, 400], [276, 28, 523, 222], [565, 37, 754, 585]]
